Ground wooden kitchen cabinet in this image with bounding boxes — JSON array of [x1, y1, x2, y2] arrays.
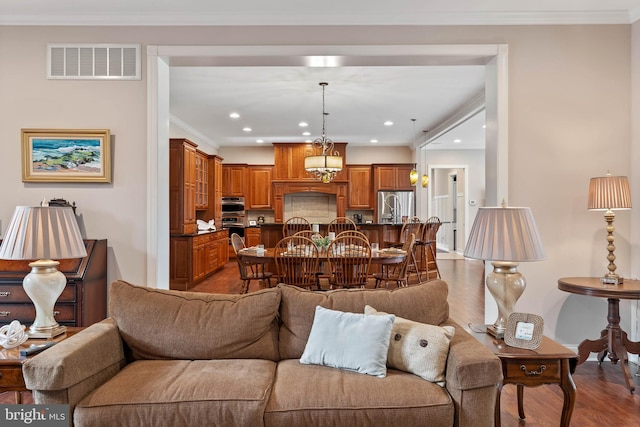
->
[[273, 143, 347, 181], [245, 227, 261, 247], [169, 229, 229, 290], [222, 164, 247, 197], [373, 164, 415, 191], [347, 165, 372, 209], [210, 155, 224, 228], [170, 139, 198, 235], [0, 239, 107, 328], [247, 165, 273, 209], [195, 150, 209, 210]]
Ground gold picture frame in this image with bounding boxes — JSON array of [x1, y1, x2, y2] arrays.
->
[[21, 128, 111, 183], [504, 312, 544, 350]]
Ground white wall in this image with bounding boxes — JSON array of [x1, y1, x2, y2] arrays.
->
[[0, 24, 634, 348]]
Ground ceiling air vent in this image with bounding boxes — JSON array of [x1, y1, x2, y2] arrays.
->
[[47, 43, 141, 80]]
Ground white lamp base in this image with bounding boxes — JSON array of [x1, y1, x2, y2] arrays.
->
[[23, 260, 67, 339], [28, 325, 67, 339]]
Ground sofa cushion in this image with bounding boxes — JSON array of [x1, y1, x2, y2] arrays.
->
[[109, 280, 280, 361], [300, 306, 395, 377], [74, 359, 276, 427], [264, 359, 453, 427], [365, 305, 455, 385], [278, 280, 449, 360]]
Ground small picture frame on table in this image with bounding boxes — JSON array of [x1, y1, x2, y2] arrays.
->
[[249, 220, 257, 226], [504, 313, 544, 350]]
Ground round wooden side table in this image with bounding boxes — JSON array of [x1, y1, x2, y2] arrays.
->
[[558, 277, 640, 393]]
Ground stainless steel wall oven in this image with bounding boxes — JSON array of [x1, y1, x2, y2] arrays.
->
[[221, 197, 245, 237]]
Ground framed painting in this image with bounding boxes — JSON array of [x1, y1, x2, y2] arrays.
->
[[21, 129, 111, 183]]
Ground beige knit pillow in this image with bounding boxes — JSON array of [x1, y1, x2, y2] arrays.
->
[[364, 305, 454, 385]]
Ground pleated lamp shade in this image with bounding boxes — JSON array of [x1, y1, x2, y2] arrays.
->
[[588, 175, 631, 211], [0, 206, 87, 260], [464, 206, 545, 262]]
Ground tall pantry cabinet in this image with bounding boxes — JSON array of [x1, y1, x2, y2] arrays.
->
[[169, 139, 228, 290]]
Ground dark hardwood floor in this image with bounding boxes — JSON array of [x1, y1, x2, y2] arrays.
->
[[5, 258, 640, 426]]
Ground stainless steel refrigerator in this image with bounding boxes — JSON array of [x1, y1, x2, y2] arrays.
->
[[377, 191, 415, 224]]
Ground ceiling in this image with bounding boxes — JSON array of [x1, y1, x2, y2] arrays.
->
[[169, 66, 486, 149], [3, 1, 639, 150], [2, 1, 639, 26]]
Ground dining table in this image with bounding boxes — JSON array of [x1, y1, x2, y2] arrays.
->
[[237, 247, 407, 265], [237, 246, 407, 290]]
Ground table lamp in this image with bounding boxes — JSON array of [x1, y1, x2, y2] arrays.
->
[[464, 203, 545, 338], [588, 172, 631, 284], [0, 206, 87, 338]]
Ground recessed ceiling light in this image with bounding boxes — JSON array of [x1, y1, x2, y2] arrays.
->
[[482, 124, 487, 129], [299, 122, 308, 127], [302, 131, 311, 136], [453, 139, 462, 143], [256, 139, 264, 143], [243, 127, 252, 132], [384, 121, 394, 126], [370, 139, 378, 143], [229, 112, 240, 119]]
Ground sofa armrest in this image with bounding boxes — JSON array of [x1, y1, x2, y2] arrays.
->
[[23, 318, 126, 405], [443, 319, 502, 427]]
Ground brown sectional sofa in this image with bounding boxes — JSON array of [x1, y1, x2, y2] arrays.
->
[[23, 279, 502, 427]]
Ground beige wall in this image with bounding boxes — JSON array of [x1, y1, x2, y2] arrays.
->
[[0, 24, 634, 347]]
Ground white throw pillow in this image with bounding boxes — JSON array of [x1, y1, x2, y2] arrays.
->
[[300, 306, 395, 378], [364, 305, 455, 385]]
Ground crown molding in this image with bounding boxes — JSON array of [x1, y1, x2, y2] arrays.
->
[[169, 115, 219, 150], [0, 10, 636, 26]]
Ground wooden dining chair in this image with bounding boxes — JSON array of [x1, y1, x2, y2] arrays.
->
[[419, 216, 441, 280], [391, 219, 422, 283], [282, 217, 312, 237], [230, 233, 273, 293], [292, 230, 317, 239], [336, 230, 369, 242], [274, 236, 320, 290], [328, 217, 357, 235], [327, 234, 371, 289], [374, 233, 415, 288]]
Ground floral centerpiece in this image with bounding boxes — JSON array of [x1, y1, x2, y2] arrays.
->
[[311, 234, 331, 249]]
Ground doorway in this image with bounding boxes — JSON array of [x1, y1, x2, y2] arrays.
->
[[147, 44, 508, 289], [427, 165, 468, 256]]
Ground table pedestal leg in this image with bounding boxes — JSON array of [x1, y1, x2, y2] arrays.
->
[[577, 297, 639, 393]]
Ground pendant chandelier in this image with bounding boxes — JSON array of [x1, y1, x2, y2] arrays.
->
[[304, 82, 343, 183]]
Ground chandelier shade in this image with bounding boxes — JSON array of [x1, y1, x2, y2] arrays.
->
[[305, 82, 343, 183]]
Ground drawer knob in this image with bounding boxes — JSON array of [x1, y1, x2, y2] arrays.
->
[[0, 311, 10, 317], [520, 365, 546, 376], [0, 291, 10, 297]]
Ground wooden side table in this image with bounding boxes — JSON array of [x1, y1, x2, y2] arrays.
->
[[0, 327, 82, 403], [558, 276, 640, 394], [468, 328, 578, 427]]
